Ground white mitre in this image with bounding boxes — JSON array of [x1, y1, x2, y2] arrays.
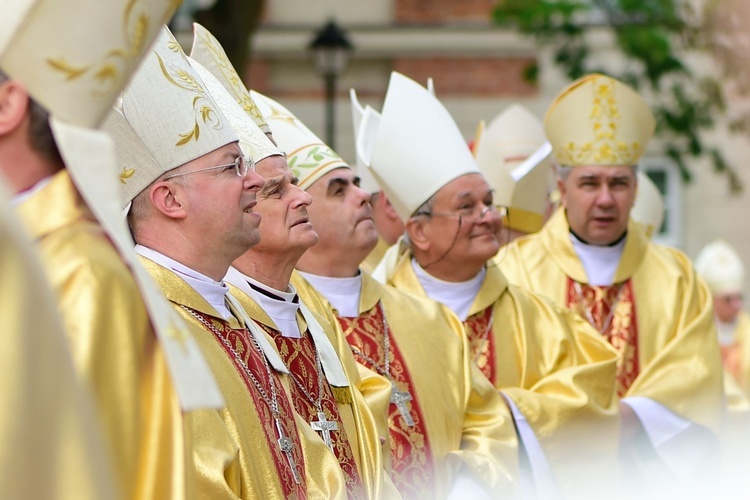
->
[[630, 171, 664, 239], [103, 27, 239, 207], [251, 90, 350, 189], [695, 240, 746, 296], [350, 88, 381, 194], [188, 57, 280, 163], [474, 104, 553, 234], [189, 22, 271, 135], [358, 71, 480, 222]]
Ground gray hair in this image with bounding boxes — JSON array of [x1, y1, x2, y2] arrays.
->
[[556, 164, 639, 180]]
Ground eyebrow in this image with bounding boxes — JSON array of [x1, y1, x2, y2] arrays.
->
[[260, 175, 285, 194], [327, 177, 350, 194], [291, 176, 300, 186]]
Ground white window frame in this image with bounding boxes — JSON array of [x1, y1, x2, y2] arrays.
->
[[640, 157, 684, 249]]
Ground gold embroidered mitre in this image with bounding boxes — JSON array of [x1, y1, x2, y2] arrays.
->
[[630, 171, 664, 239], [102, 26, 238, 206], [189, 23, 271, 135], [0, 0, 181, 127], [544, 74, 655, 167], [695, 239, 745, 295], [474, 104, 552, 233], [251, 90, 349, 190]]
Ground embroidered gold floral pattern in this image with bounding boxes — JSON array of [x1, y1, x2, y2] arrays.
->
[[556, 77, 644, 166], [196, 30, 269, 128], [119, 167, 135, 184], [155, 51, 223, 146], [287, 145, 341, 179], [46, 0, 179, 97]]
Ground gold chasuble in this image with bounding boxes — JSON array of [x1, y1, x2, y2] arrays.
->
[[16, 170, 189, 499], [139, 258, 346, 499], [361, 237, 391, 275], [499, 208, 724, 432], [724, 311, 750, 395], [230, 286, 395, 500], [295, 272, 518, 499], [385, 250, 620, 491]]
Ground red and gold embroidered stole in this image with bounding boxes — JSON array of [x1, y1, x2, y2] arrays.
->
[[263, 324, 364, 499], [338, 303, 436, 499], [463, 306, 497, 385], [566, 279, 639, 396], [191, 310, 306, 499]]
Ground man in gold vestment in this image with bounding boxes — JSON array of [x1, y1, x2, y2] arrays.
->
[[105, 27, 348, 499], [0, 3, 212, 498], [500, 74, 724, 485], [187, 24, 396, 498], [362, 72, 619, 497]]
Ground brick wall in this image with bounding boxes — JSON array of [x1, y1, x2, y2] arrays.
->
[[396, 0, 496, 23], [393, 57, 536, 96]]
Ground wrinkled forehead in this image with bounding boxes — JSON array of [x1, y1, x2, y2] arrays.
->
[[434, 172, 493, 204], [569, 165, 637, 181], [256, 154, 293, 180]]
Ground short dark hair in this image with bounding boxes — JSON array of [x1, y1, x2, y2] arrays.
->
[[0, 68, 64, 167]]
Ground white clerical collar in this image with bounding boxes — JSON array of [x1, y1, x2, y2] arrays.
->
[[297, 271, 362, 318], [11, 175, 54, 207], [135, 244, 231, 319], [224, 268, 302, 338], [411, 258, 485, 321], [716, 319, 737, 347], [570, 233, 626, 286]]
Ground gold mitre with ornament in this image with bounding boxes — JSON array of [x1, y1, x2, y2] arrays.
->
[[544, 73, 655, 167], [630, 171, 664, 239], [189, 22, 271, 135], [695, 239, 746, 296], [474, 104, 553, 233], [359, 71, 480, 221], [188, 57, 280, 163], [103, 26, 238, 207], [251, 90, 349, 190], [0, 0, 181, 128]]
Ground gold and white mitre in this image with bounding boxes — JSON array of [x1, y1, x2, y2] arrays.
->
[[188, 57, 280, 163], [0, 0, 180, 128], [105, 27, 239, 206], [189, 22, 271, 135], [630, 171, 664, 239], [544, 73, 655, 167], [473, 104, 553, 233], [251, 90, 349, 189], [359, 71, 480, 221], [695, 239, 746, 296], [350, 88, 381, 194]]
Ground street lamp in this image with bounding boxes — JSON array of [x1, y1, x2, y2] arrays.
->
[[308, 19, 353, 149]]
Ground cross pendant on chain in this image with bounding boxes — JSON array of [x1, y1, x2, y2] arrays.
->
[[390, 383, 415, 427], [310, 410, 338, 451], [275, 418, 302, 484]]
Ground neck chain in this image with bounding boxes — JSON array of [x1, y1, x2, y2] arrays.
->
[[573, 281, 625, 335], [181, 305, 302, 484]]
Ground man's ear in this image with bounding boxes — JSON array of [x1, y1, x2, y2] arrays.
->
[[556, 177, 567, 209], [0, 80, 30, 136], [149, 181, 187, 220], [382, 194, 400, 221], [406, 217, 431, 253]]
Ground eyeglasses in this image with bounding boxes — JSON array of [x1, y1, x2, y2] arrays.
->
[[163, 155, 254, 181], [417, 204, 506, 224]]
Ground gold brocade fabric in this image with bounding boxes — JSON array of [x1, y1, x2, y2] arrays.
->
[[16, 170, 189, 500], [499, 207, 725, 432], [386, 252, 620, 494], [295, 271, 519, 498], [0, 182, 117, 500], [229, 283, 397, 500], [140, 258, 347, 499], [361, 237, 390, 275]]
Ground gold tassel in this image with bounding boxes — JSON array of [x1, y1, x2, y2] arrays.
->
[[331, 386, 352, 405]]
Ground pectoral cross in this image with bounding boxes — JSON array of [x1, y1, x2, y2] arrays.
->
[[310, 411, 338, 451], [390, 383, 415, 427], [275, 419, 302, 484]]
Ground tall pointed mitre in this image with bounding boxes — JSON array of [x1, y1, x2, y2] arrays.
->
[[544, 73, 655, 167], [104, 27, 239, 206], [189, 22, 271, 135], [350, 88, 381, 193], [251, 90, 349, 189], [0, 0, 181, 128], [360, 71, 480, 221], [695, 240, 746, 296], [474, 104, 553, 233], [630, 171, 664, 239], [188, 57, 280, 163]]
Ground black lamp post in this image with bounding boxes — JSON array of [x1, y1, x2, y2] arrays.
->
[[308, 20, 353, 149]]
